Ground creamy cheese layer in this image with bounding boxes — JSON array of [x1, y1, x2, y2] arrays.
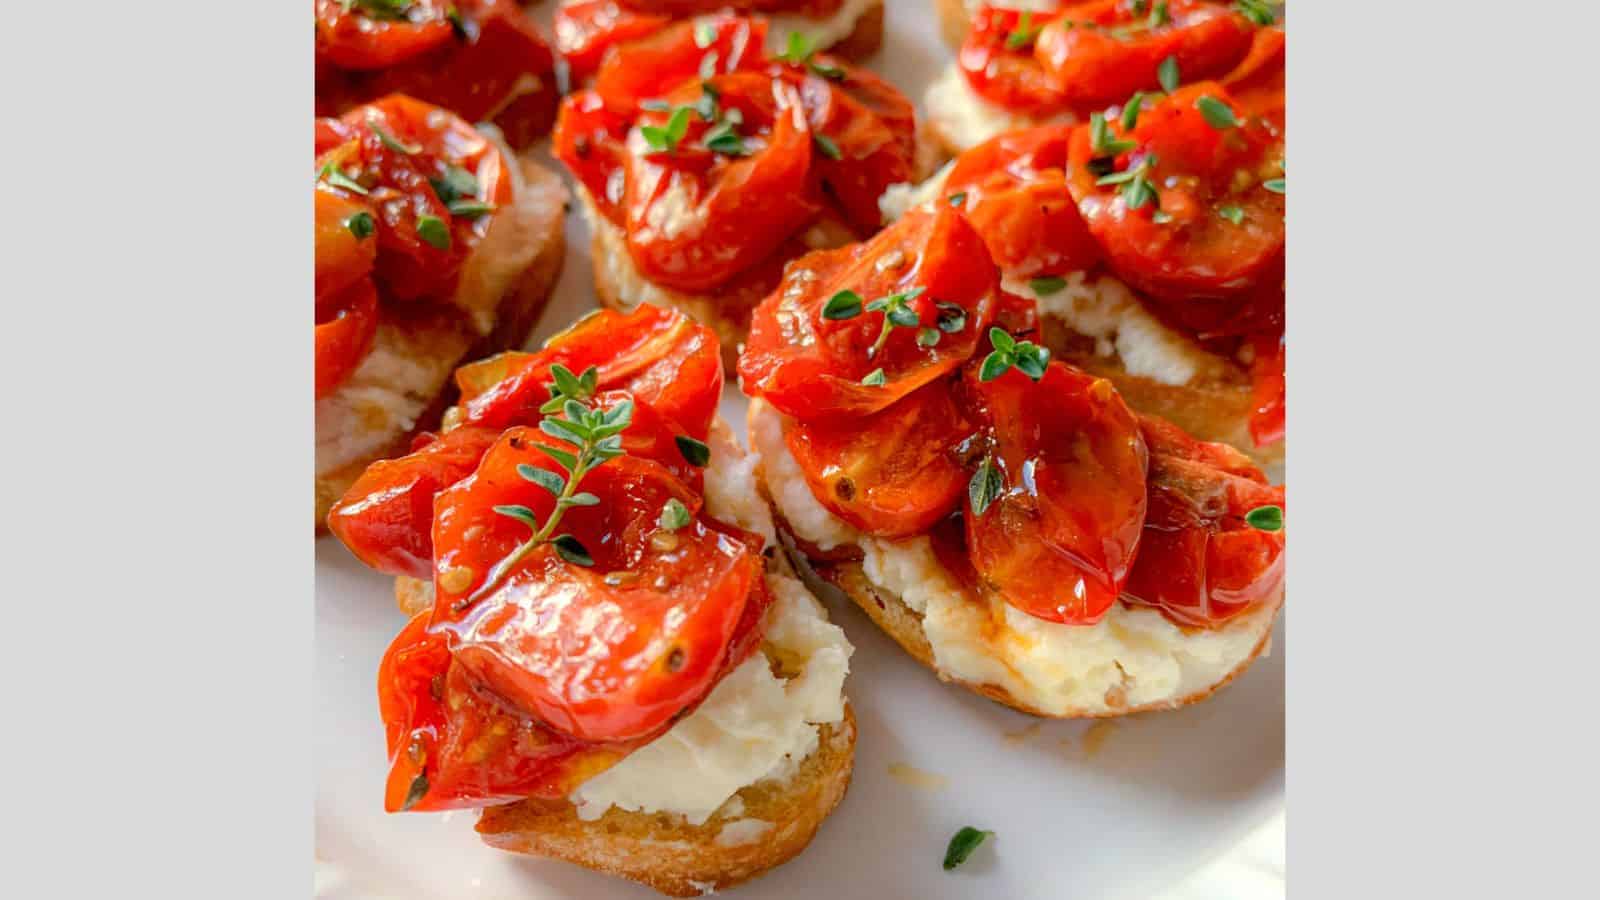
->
[[567, 422, 852, 825], [924, 64, 1080, 152], [748, 399, 1274, 717]]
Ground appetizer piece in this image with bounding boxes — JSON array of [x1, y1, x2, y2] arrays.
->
[[552, 13, 918, 368], [328, 306, 855, 897], [556, 0, 887, 83], [740, 204, 1285, 718], [315, 95, 567, 529], [925, 0, 1279, 153], [883, 70, 1284, 467], [315, 0, 560, 149]]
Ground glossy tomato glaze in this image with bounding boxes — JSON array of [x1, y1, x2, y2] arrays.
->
[[329, 307, 788, 812], [739, 202, 1285, 632], [314, 96, 517, 399], [315, 0, 559, 149], [943, 22, 1286, 446], [551, 13, 915, 302]]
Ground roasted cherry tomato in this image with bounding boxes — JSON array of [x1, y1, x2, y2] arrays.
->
[[551, 90, 635, 224], [1221, 24, 1284, 127], [1123, 415, 1284, 625], [784, 61, 917, 234], [315, 188, 378, 302], [1033, 0, 1254, 110], [1065, 82, 1284, 302], [315, 278, 380, 400], [944, 125, 1101, 278], [429, 428, 764, 742], [316, 0, 558, 148], [1247, 332, 1284, 447], [326, 426, 503, 577], [316, 96, 514, 303], [740, 204, 999, 420], [377, 612, 631, 812], [555, 0, 672, 80], [593, 14, 769, 113], [961, 360, 1149, 624], [958, 6, 1070, 115], [783, 381, 972, 537], [458, 305, 723, 439]]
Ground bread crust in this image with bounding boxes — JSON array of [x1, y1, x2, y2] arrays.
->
[[935, 0, 971, 49], [477, 707, 856, 897], [314, 158, 567, 531], [824, 0, 886, 61]]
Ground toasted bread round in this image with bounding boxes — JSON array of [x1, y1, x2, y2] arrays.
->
[[820, 0, 885, 61], [935, 0, 971, 49], [314, 158, 567, 531], [477, 707, 855, 897]]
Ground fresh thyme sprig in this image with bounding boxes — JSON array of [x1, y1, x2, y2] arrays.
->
[[864, 286, 927, 361], [1096, 151, 1160, 210], [775, 32, 846, 80], [457, 365, 632, 609], [1005, 11, 1042, 50], [978, 327, 1050, 382]]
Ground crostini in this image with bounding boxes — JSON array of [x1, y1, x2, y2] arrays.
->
[[555, 0, 888, 83], [551, 12, 919, 368], [925, 0, 1281, 154], [314, 95, 567, 530], [884, 59, 1284, 468], [315, 0, 561, 149], [327, 306, 855, 897], [737, 203, 1285, 718]]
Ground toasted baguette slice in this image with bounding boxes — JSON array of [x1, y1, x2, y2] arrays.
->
[[314, 158, 567, 530], [935, 0, 971, 49], [746, 397, 1281, 720], [478, 709, 855, 898], [790, 0, 885, 61]]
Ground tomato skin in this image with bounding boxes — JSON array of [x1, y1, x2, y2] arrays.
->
[[1221, 25, 1285, 128], [786, 62, 917, 235], [1033, 0, 1254, 110], [555, 0, 672, 80], [316, 0, 558, 148], [429, 429, 763, 742], [739, 204, 1000, 420], [944, 125, 1101, 278], [315, 189, 378, 302], [315, 279, 380, 400], [327, 426, 503, 578], [961, 361, 1149, 625], [958, 7, 1070, 115], [1122, 415, 1284, 626], [1246, 332, 1285, 447], [784, 382, 973, 537], [551, 90, 634, 225], [1065, 82, 1284, 302], [594, 14, 769, 113], [458, 305, 724, 440]]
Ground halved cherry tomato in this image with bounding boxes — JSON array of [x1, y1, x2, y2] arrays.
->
[[958, 6, 1070, 115], [458, 305, 723, 439], [551, 90, 634, 224], [556, 0, 672, 81], [961, 360, 1149, 624], [317, 1, 559, 149], [316, 96, 514, 303], [784, 381, 973, 537], [377, 611, 631, 812], [593, 14, 769, 113], [1247, 332, 1284, 447], [315, 279, 379, 400], [1033, 0, 1254, 110], [315, 188, 378, 303], [314, 0, 455, 70], [740, 204, 999, 420], [327, 426, 503, 578], [784, 61, 917, 234], [1123, 415, 1284, 626], [429, 428, 763, 742], [1065, 82, 1284, 302], [1221, 25, 1284, 127], [944, 125, 1101, 278], [622, 74, 823, 292]]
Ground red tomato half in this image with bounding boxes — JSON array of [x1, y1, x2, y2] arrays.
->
[[1033, 0, 1254, 109], [740, 204, 1000, 420], [429, 429, 763, 742], [314, 0, 455, 70], [555, 0, 672, 80], [1247, 332, 1285, 447], [1123, 415, 1284, 625], [377, 612, 631, 812], [315, 278, 379, 400], [593, 14, 769, 112], [458, 305, 723, 440], [327, 426, 503, 578], [316, 96, 515, 303], [1220, 24, 1284, 127], [785, 61, 917, 234], [958, 6, 1070, 115], [783, 381, 972, 537], [961, 361, 1149, 624], [944, 125, 1101, 278], [1065, 82, 1284, 302]]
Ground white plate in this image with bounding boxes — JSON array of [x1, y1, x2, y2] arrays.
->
[[316, 3, 1285, 896]]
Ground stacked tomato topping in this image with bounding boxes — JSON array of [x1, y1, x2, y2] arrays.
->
[[329, 306, 773, 812], [553, 14, 915, 314], [556, 1, 852, 80], [315, 0, 559, 149], [315, 95, 515, 399], [943, 8, 1286, 444], [739, 205, 1284, 628]]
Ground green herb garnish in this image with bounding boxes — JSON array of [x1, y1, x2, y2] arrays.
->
[[1218, 205, 1244, 225], [1263, 177, 1285, 194], [1005, 11, 1041, 50], [1030, 276, 1067, 295], [447, 200, 495, 219], [813, 133, 842, 160], [947, 191, 967, 207], [822, 290, 864, 320], [978, 327, 1050, 382], [658, 498, 692, 531], [1245, 504, 1283, 531], [344, 211, 375, 239], [1234, 0, 1277, 27], [943, 826, 994, 870], [367, 114, 419, 154], [865, 286, 927, 359], [1121, 91, 1145, 131], [318, 161, 369, 195], [968, 459, 1004, 517], [415, 214, 451, 250], [675, 434, 711, 467], [935, 301, 968, 334], [429, 164, 479, 205], [694, 21, 717, 48], [641, 107, 693, 153], [1089, 112, 1137, 158], [1147, 0, 1170, 29], [1195, 94, 1240, 129], [1157, 55, 1180, 92], [860, 367, 888, 386], [1097, 152, 1160, 210]]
